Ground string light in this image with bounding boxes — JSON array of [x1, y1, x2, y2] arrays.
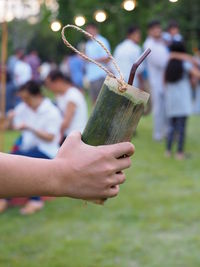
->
[[94, 10, 107, 23], [74, 15, 86, 26], [50, 20, 62, 32], [123, 0, 136, 11]]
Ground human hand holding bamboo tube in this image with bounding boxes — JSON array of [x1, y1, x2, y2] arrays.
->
[[0, 131, 134, 199], [54, 131, 134, 201]]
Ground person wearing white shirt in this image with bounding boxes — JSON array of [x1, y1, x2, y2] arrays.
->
[[144, 20, 169, 141], [13, 54, 32, 88], [45, 70, 88, 143], [85, 23, 111, 103], [113, 26, 144, 89], [1, 80, 62, 215]]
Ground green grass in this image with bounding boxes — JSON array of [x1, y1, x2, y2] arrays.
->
[[0, 115, 200, 267]]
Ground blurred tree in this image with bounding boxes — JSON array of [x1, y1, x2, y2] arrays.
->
[[58, 0, 200, 52], [2, 0, 200, 62]]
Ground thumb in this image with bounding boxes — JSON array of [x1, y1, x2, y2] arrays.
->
[[57, 131, 82, 157], [65, 131, 82, 145]]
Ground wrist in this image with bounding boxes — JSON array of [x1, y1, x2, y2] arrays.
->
[[47, 158, 71, 197]]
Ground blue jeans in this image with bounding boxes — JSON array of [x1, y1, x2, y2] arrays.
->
[[166, 116, 187, 153], [12, 147, 50, 201]]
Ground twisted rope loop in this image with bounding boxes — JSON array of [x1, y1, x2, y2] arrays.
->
[[61, 24, 127, 92]]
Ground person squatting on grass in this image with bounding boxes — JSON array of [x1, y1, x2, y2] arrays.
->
[[0, 80, 62, 214]]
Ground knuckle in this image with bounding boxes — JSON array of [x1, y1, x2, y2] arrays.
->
[[98, 147, 108, 159], [120, 173, 126, 184], [104, 177, 112, 186], [105, 163, 115, 174], [113, 186, 120, 197], [126, 142, 135, 155]]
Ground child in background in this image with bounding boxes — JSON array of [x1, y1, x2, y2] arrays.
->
[[45, 70, 88, 144], [165, 42, 200, 160], [0, 81, 62, 214]]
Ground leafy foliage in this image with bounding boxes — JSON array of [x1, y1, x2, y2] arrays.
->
[[2, 0, 200, 61]]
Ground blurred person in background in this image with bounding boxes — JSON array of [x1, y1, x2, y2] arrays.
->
[[4, 71, 17, 112], [0, 68, 17, 113], [192, 41, 200, 114], [85, 23, 111, 103], [164, 41, 200, 160], [7, 48, 24, 82], [113, 26, 144, 89], [60, 55, 70, 77], [13, 51, 32, 89], [68, 50, 85, 90], [45, 70, 88, 144], [144, 20, 169, 141], [25, 50, 41, 81], [163, 20, 183, 47], [0, 81, 62, 214], [39, 60, 57, 81]]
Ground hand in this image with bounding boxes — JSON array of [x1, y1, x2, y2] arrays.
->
[[52, 131, 134, 201], [17, 123, 30, 131]]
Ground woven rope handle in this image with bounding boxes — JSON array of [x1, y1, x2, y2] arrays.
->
[[61, 24, 127, 92]]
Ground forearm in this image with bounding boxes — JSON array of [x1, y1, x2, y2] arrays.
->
[[31, 128, 54, 142], [0, 153, 57, 197], [170, 52, 197, 64], [61, 102, 76, 133], [96, 56, 110, 63], [61, 117, 71, 131]]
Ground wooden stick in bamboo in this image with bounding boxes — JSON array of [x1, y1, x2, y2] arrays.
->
[[0, 21, 8, 152]]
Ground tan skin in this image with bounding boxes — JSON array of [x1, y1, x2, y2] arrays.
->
[[45, 77, 78, 138], [0, 86, 135, 202], [0, 132, 134, 200]]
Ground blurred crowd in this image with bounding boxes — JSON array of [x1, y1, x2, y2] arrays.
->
[[0, 19, 200, 214]]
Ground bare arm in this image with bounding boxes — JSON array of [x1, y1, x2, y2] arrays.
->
[[170, 52, 198, 66], [0, 132, 134, 200], [30, 128, 54, 142], [189, 66, 200, 80], [96, 56, 110, 64], [60, 101, 76, 136], [15, 124, 55, 142]]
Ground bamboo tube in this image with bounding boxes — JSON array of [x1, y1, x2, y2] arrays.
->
[[82, 76, 149, 146], [82, 49, 151, 205], [82, 76, 149, 205]]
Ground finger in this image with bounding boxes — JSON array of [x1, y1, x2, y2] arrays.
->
[[64, 131, 81, 145], [115, 156, 132, 172], [110, 172, 126, 187], [103, 142, 135, 159], [106, 185, 120, 198]]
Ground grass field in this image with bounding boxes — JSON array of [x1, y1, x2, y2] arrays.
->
[[0, 115, 200, 267]]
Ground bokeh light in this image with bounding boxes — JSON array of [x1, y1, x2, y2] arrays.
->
[[94, 10, 107, 23], [123, 0, 136, 11], [74, 15, 86, 27], [50, 20, 62, 32]]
